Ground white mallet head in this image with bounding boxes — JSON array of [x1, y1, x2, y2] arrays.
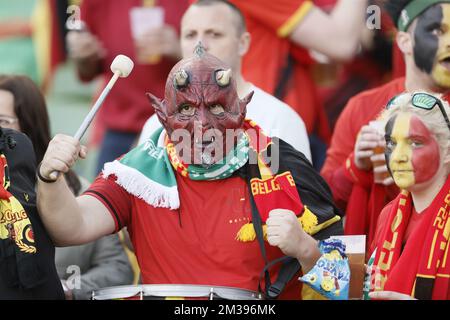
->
[[110, 55, 134, 78]]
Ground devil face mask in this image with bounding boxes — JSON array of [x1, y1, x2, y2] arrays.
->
[[147, 47, 253, 167], [385, 112, 441, 190], [413, 3, 450, 89]]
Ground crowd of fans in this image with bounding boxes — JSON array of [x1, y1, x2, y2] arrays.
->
[[0, 0, 449, 300]]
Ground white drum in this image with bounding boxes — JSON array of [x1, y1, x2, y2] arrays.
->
[[91, 284, 263, 300]]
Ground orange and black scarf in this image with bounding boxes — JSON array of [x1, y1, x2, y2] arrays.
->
[[0, 150, 42, 289], [371, 175, 450, 299]]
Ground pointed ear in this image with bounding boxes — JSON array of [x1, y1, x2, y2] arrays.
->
[[239, 90, 254, 117], [146, 93, 167, 124]]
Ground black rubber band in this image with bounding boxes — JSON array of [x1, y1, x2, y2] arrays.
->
[[36, 162, 57, 183]]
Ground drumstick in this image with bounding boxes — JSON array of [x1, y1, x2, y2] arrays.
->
[[49, 55, 134, 180], [74, 55, 134, 140]]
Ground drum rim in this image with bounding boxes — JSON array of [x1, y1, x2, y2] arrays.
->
[[92, 284, 263, 300]]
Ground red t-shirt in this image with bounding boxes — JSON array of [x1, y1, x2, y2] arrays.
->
[[370, 196, 450, 298], [321, 78, 406, 207], [371, 203, 425, 255], [84, 173, 302, 299], [80, 0, 189, 133], [404, 207, 423, 244], [321, 78, 450, 207], [230, 0, 330, 141]]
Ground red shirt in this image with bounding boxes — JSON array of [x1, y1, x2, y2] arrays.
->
[[80, 0, 189, 133], [370, 202, 422, 254], [321, 78, 406, 207], [85, 173, 302, 299], [321, 78, 450, 207], [371, 202, 427, 257], [229, 0, 330, 141], [403, 207, 422, 244], [323, 78, 450, 249]]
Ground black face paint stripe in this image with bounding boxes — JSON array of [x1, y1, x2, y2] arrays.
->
[[384, 115, 398, 176], [413, 4, 443, 74]]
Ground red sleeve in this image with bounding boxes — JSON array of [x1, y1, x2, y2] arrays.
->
[[230, 0, 314, 37], [322, 80, 405, 208], [79, 0, 102, 34], [321, 96, 363, 206], [83, 174, 132, 232], [76, 0, 106, 82], [344, 153, 374, 189]]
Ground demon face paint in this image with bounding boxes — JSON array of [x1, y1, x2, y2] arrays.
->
[[147, 46, 253, 167], [414, 3, 450, 88], [385, 112, 441, 190]]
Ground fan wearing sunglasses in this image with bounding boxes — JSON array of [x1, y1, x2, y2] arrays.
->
[[366, 92, 450, 300], [321, 0, 450, 248]]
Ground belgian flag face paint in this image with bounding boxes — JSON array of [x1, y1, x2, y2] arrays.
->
[[385, 113, 441, 190], [414, 4, 450, 88]]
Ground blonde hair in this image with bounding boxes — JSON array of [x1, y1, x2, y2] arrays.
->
[[379, 91, 450, 173], [380, 91, 450, 148]]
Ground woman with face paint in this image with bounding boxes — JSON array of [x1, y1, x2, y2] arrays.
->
[[321, 0, 450, 249], [366, 92, 450, 300]]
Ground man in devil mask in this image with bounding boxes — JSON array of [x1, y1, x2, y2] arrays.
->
[[321, 0, 450, 249], [36, 45, 342, 299]]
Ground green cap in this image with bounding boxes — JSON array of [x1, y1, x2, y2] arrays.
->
[[397, 0, 450, 32]]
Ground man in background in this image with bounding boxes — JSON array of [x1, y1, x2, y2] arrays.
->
[[321, 0, 450, 247], [139, 0, 312, 161], [66, 0, 189, 174]]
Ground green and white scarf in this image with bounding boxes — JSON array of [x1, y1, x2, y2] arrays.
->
[[102, 128, 249, 209]]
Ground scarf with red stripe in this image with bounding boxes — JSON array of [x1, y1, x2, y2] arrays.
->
[[371, 175, 450, 299]]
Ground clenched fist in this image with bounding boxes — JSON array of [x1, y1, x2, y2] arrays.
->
[[266, 209, 321, 272], [370, 148, 394, 186], [39, 134, 87, 181], [266, 209, 307, 259], [354, 125, 383, 171]]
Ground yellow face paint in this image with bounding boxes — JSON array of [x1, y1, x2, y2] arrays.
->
[[388, 113, 416, 189], [432, 4, 450, 88]]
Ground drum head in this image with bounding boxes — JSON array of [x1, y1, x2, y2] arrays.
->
[[92, 284, 263, 300]]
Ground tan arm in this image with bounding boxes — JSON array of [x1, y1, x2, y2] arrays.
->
[[290, 0, 368, 61], [37, 177, 115, 246], [37, 134, 115, 246]]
